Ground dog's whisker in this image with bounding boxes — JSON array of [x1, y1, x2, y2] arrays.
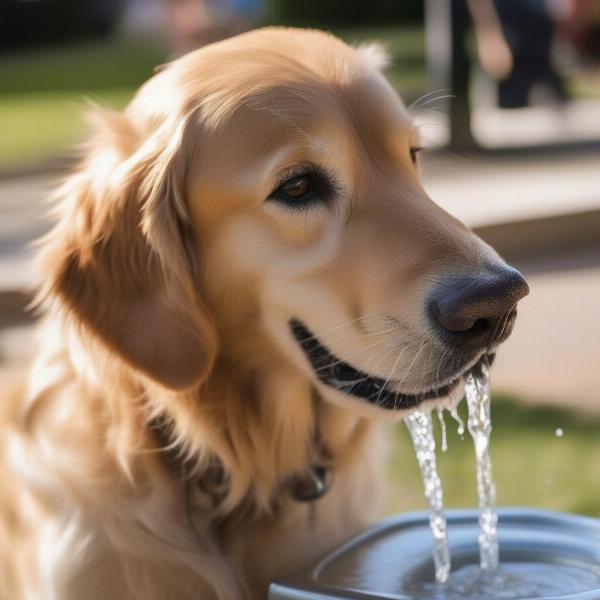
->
[[306, 323, 404, 348], [343, 344, 399, 396], [435, 347, 449, 389], [312, 337, 390, 374], [350, 336, 410, 378], [373, 345, 406, 406], [407, 88, 452, 112], [422, 345, 438, 390], [337, 345, 396, 397], [396, 341, 428, 387], [411, 94, 456, 114], [292, 313, 389, 343]]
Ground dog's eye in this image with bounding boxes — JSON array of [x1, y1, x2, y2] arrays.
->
[[409, 146, 421, 166], [269, 168, 334, 209], [281, 175, 311, 199]]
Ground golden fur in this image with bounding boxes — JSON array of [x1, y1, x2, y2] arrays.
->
[[0, 28, 504, 599]]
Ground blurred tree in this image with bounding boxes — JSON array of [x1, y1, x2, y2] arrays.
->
[[265, 0, 423, 26]]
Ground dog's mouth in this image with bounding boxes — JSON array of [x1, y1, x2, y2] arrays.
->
[[290, 319, 488, 411]]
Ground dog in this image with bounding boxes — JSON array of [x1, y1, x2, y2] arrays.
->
[[0, 27, 528, 599]]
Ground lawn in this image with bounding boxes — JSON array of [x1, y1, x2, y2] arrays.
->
[[386, 394, 600, 519], [2, 24, 599, 168], [0, 88, 133, 165], [0, 35, 168, 167], [0, 26, 427, 168]]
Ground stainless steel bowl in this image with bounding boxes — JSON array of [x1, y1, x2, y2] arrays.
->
[[269, 509, 600, 599]]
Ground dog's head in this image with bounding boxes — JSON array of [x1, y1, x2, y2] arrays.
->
[[40, 28, 528, 417]]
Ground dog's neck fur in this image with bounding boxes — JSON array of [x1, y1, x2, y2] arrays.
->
[[26, 309, 373, 518], [14, 310, 384, 598]]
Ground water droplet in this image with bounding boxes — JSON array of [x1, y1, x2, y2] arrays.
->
[[449, 407, 465, 438], [555, 428, 564, 437]]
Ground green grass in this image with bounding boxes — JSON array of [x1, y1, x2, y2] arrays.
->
[[0, 35, 168, 167], [0, 26, 427, 167], [0, 88, 134, 165], [3, 22, 596, 167], [386, 395, 600, 519], [0, 36, 167, 95]]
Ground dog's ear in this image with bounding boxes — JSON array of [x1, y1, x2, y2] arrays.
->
[[37, 108, 217, 391]]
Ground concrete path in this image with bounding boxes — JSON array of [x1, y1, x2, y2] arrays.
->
[[493, 259, 600, 410], [421, 149, 600, 228], [0, 173, 55, 292]]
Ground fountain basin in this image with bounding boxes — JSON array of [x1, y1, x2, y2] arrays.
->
[[269, 509, 600, 599]]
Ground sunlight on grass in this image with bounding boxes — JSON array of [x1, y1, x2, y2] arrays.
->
[[0, 89, 134, 166], [0, 37, 166, 95], [0, 27, 427, 168], [386, 396, 600, 519], [0, 35, 166, 167]]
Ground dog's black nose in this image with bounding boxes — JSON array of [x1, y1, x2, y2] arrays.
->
[[429, 267, 529, 350]]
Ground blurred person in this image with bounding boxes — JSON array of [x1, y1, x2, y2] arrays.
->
[[555, 0, 600, 66], [466, 0, 513, 83], [426, 0, 571, 147], [161, 0, 264, 56], [480, 0, 569, 108]]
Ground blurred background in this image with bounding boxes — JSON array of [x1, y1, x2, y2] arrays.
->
[[1, 0, 600, 518]]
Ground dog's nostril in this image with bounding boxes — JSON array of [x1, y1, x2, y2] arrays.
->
[[470, 318, 491, 337], [430, 266, 528, 350]]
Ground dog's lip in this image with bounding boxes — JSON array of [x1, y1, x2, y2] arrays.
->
[[290, 318, 477, 411]]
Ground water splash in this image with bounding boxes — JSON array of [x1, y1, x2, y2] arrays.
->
[[437, 408, 448, 453], [449, 407, 465, 438], [464, 360, 499, 573], [405, 410, 451, 583]]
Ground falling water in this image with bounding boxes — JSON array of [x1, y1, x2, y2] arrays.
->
[[464, 360, 499, 573], [405, 410, 451, 583], [437, 408, 448, 453]]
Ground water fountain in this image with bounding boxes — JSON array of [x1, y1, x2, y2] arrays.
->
[[270, 366, 600, 599]]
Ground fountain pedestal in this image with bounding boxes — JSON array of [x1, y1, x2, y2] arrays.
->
[[269, 509, 600, 600]]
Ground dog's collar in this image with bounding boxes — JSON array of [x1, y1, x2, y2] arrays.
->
[[149, 415, 333, 506]]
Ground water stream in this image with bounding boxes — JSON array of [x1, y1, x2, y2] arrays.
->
[[405, 410, 451, 583], [405, 360, 498, 584], [464, 360, 499, 573]]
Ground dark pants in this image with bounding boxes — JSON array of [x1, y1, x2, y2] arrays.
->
[[494, 0, 568, 108]]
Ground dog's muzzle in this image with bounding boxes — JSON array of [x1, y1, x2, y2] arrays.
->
[[290, 319, 463, 411]]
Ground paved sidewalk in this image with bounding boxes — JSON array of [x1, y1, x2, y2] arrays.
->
[[421, 149, 600, 228], [492, 260, 600, 410], [0, 173, 55, 292]]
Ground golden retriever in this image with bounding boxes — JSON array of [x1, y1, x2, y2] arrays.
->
[[0, 27, 528, 599]]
